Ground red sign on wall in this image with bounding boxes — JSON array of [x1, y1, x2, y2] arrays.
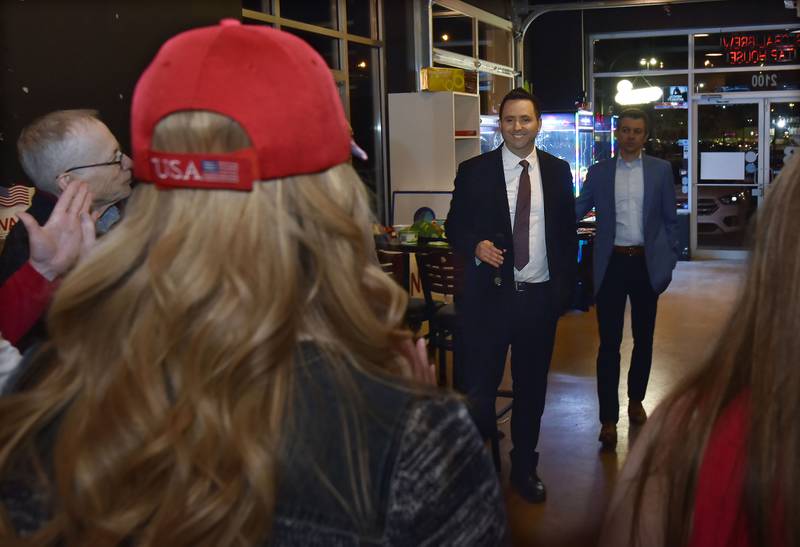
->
[[721, 32, 799, 66]]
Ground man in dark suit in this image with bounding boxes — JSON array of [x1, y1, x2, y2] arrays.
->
[[447, 88, 577, 503], [575, 108, 678, 450]]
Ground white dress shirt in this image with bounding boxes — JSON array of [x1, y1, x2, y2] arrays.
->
[[614, 152, 645, 246], [502, 145, 549, 282]]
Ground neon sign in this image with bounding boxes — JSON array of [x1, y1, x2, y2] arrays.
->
[[721, 32, 799, 66], [614, 80, 663, 105]]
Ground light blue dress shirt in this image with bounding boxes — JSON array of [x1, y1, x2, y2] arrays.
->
[[614, 153, 645, 246]]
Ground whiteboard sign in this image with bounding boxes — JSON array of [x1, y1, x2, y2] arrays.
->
[[700, 152, 745, 181]]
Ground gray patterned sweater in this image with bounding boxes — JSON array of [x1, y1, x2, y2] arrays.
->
[[0, 345, 508, 545]]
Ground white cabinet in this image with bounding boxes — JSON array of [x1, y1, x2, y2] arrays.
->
[[388, 91, 480, 196]]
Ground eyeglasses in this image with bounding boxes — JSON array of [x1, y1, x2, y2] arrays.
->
[[61, 150, 125, 176]]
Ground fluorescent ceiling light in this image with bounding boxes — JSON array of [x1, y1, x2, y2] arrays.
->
[[615, 80, 664, 105], [705, 53, 723, 57]]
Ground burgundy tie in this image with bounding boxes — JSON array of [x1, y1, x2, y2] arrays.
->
[[513, 160, 531, 270]]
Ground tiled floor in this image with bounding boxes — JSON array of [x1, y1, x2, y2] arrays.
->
[[495, 259, 744, 547]]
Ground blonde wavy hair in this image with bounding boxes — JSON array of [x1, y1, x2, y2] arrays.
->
[[0, 112, 411, 546]]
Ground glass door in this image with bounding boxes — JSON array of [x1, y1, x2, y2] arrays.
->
[[695, 100, 762, 250], [767, 100, 800, 185]]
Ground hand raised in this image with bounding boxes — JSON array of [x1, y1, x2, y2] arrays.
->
[[398, 337, 435, 386], [20, 181, 98, 281]]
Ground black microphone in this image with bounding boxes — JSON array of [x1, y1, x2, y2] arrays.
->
[[493, 232, 504, 287]]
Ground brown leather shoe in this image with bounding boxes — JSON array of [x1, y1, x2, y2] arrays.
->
[[598, 423, 617, 450], [628, 400, 648, 425]]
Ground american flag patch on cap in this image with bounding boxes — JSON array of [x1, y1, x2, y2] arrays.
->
[[200, 160, 239, 183]]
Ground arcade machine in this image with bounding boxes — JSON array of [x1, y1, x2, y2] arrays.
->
[[534, 110, 595, 196], [534, 110, 596, 309]]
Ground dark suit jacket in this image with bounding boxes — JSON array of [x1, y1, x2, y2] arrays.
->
[[0, 190, 55, 285], [446, 146, 578, 325], [575, 154, 678, 294]]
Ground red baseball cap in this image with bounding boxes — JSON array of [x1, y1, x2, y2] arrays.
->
[[131, 19, 351, 191]]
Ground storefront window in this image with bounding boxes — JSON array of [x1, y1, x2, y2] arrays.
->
[[281, 27, 341, 70], [593, 35, 688, 73], [695, 69, 800, 93], [242, 0, 386, 220], [346, 0, 375, 38], [594, 75, 688, 196], [280, 0, 339, 30], [348, 42, 381, 200], [242, 18, 274, 29], [696, 103, 760, 249], [694, 30, 800, 69], [478, 22, 511, 66], [592, 26, 800, 253], [242, 0, 272, 13], [432, 5, 474, 58], [769, 101, 800, 181], [430, 0, 516, 156]]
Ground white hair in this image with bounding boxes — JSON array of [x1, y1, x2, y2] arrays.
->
[[17, 109, 100, 194]]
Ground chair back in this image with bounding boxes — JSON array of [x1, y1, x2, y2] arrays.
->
[[416, 248, 464, 307], [376, 249, 407, 289]]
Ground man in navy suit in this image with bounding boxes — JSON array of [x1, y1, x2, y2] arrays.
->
[[575, 108, 678, 449], [447, 88, 577, 503]]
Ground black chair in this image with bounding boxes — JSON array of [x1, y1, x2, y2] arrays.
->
[[416, 248, 464, 386], [376, 248, 428, 333]]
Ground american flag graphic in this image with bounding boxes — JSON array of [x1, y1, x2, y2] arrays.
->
[[200, 160, 240, 183], [0, 185, 32, 208]]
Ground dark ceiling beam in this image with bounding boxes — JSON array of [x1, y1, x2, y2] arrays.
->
[[519, 0, 726, 36]]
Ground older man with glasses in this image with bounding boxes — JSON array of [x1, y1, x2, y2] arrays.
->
[[0, 109, 133, 347]]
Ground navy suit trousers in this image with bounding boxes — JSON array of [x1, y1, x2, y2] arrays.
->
[[457, 281, 558, 476], [595, 253, 658, 424]]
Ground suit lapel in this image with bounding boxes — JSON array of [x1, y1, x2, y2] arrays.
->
[[607, 159, 617, 228], [538, 150, 557, 248], [491, 147, 513, 237], [642, 154, 654, 229]]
